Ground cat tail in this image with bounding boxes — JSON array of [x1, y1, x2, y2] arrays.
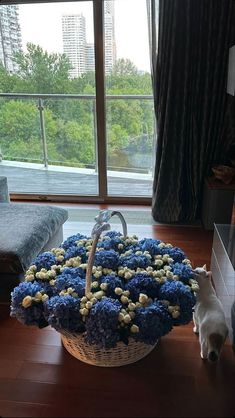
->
[[208, 333, 224, 362]]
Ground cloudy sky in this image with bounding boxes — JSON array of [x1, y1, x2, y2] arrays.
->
[[18, 0, 151, 72]]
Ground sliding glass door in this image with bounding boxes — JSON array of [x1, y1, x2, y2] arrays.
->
[[104, 0, 155, 197], [0, 0, 155, 200]]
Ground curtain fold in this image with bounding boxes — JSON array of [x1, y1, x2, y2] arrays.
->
[[151, 0, 233, 223]]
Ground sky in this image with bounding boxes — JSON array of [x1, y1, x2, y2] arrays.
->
[[18, 0, 151, 72]]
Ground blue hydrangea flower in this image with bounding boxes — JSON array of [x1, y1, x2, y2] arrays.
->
[[158, 281, 196, 325], [10, 282, 48, 328], [44, 295, 84, 333], [125, 273, 161, 301], [133, 301, 173, 344], [33, 252, 57, 270], [98, 232, 124, 252], [104, 231, 122, 239], [61, 267, 86, 280], [100, 275, 125, 298], [54, 270, 85, 297], [85, 298, 122, 348], [40, 281, 56, 297], [138, 238, 162, 256], [64, 245, 87, 262], [172, 263, 194, 283], [62, 233, 88, 250], [94, 249, 119, 270], [159, 247, 186, 263], [119, 253, 151, 269]]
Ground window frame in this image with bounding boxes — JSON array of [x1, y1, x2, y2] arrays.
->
[[0, 0, 152, 205]]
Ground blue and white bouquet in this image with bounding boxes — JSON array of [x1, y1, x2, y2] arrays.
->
[[11, 210, 198, 350]]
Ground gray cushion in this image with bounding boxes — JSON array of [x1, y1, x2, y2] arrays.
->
[[0, 203, 68, 274]]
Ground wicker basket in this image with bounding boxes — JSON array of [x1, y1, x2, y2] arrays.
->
[[61, 331, 157, 367], [60, 210, 158, 367]]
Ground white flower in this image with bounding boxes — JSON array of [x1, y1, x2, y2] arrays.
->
[[120, 295, 129, 304], [122, 290, 130, 297], [123, 314, 131, 324], [154, 259, 163, 267], [114, 287, 123, 295], [34, 291, 42, 301], [93, 290, 104, 300], [91, 281, 99, 288], [118, 312, 125, 322], [130, 324, 139, 333], [139, 293, 148, 304], [25, 274, 34, 282], [22, 296, 32, 308], [80, 308, 89, 316], [124, 271, 133, 280], [56, 255, 64, 262], [41, 294, 49, 302], [100, 282, 108, 290]]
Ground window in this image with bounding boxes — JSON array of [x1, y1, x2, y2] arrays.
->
[[0, 0, 155, 202]]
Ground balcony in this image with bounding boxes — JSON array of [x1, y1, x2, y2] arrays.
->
[[0, 93, 155, 199]]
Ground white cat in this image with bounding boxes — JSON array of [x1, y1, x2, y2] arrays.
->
[[193, 264, 228, 362]]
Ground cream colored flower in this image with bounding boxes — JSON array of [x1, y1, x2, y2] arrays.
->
[[22, 296, 32, 308], [123, 314, 131, 324], [130, 324, 139, 333], [114, 287, 123, 295], [120, 295, 129, 304], [139, 293, 148, 304]]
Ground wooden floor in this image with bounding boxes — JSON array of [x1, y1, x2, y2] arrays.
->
[[0, 164, 152, 197], [0, 204, 235, 418]]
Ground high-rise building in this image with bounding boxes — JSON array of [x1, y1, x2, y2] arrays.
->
[[62, 13, 86, 78], [62, 1, 116, 78], [86, 43, 95, 73], [104, 0, 116, 74], [0, 5, 22, 73]]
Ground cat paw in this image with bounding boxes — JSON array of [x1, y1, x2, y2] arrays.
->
[[193, 326, 199, 334], [200, 352, 207, 360]]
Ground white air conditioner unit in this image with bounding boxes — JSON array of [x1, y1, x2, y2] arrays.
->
[[227, 45, 235, 96]]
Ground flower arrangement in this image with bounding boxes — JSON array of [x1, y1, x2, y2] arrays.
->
[[10, 210, 199, 363]]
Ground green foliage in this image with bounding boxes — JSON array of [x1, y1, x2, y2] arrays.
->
[[13, 43, 72, 93], [0, 47, 154, 170], [0, 63, 18, 93], [54, 120, 94, 167]]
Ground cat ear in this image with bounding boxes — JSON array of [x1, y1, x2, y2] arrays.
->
[[203, 264, 207, 270]]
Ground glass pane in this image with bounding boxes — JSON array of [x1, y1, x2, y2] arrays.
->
[[104, 0, 155, 197], [0, 97, 43, 164], [0, 2, 98, 196]]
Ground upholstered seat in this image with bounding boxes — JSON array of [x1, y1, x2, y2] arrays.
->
[[0, 177, 68, 302], [0, 203, 68, 273]]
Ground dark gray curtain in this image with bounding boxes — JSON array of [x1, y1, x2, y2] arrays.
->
[[152, 0, 233, 223]]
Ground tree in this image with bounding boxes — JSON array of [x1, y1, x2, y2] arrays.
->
[[0, 63, 18, 93], [56, 120, 95, 167], [112, 59, 138, 76], [13, 43, 72, 93], [0, 100, 57, 163]]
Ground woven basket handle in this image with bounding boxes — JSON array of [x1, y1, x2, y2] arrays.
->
[[85, 210, 127, 295]]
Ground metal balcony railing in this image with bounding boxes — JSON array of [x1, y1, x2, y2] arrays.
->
[[0, 92, 155, 172]]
